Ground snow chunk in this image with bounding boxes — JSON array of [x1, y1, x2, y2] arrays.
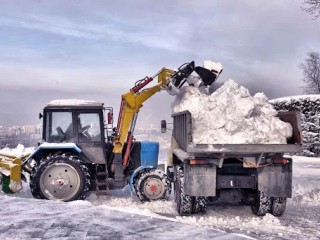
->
[[0, 144, 34, 158], [172, 79, 293, 144], [203, 60, 223, 72]]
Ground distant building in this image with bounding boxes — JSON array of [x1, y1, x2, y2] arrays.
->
[[0, 124, 42, 148]]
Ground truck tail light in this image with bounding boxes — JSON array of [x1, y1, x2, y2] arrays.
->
[[190, 159, 206, 165], [273, 158, 289, 164]]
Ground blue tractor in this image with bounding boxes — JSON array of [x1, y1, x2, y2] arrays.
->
[[22, 99, 171, 202]]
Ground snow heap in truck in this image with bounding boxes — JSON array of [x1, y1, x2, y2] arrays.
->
[[172, 79, 292, 144]]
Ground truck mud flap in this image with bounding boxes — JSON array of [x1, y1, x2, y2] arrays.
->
[[184, 163, 216, 196], [257, 160, 292, 198]]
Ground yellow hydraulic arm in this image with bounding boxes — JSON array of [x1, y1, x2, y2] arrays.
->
[[111, 61, 198, 187], [113, 67, 175, 167]]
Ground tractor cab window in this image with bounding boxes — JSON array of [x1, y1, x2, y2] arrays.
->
[[77, 113, 102, 142], [46, 111, 73, 143]]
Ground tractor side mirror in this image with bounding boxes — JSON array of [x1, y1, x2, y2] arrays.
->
[[39, 113, 43, 119], [161, 120, 167, 133], [104, 107, 114, 125]]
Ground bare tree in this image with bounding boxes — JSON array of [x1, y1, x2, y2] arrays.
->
[[299, 52, 320, 94], [301, 0, 320, 19]]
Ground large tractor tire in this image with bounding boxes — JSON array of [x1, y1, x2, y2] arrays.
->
[[193, 196, 208, 214], [271, 197, 287, 216], [175, 166, 193, 216], [251, 191, 272, 216], [134, 169, 171, 202], [30, 153, 91, 201]]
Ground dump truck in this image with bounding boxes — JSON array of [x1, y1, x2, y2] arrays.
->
[[0, 61, 222, 202], [162, 110, 302, 216]]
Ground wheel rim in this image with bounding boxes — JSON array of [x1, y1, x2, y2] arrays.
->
[[142, 177, 165, 200], [40, 163, 81, 201]]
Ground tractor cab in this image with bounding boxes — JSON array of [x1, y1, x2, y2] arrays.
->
[[20, 99, 118, 201], [42, 99, 109, 164]]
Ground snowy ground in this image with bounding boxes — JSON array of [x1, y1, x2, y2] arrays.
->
[[0, 195, 251, 240], [0, 153, 319, 239], [1, 138, 320, 239]]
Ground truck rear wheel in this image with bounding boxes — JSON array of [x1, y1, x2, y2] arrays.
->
[[251, 191, 272, 216], [134, 169, 171, 202], [30, 153, 91, 201], [193, 197, 207, 214], [271, 197, 287, 216], [175, 166, 192, 215]]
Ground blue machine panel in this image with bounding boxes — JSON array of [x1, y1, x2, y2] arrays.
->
[[140, 141, 159, 168]]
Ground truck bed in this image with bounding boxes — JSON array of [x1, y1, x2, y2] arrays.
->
[[172, 111, 302, 156]]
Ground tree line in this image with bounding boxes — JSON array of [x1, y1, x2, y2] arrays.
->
[[299, 1, 320, 94]]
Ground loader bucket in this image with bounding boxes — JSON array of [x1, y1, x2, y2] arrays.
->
[[0, 154, 23, 193], [194, 66, 218, 86]]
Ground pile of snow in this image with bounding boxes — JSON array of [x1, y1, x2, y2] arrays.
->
[[177, 212, 291, 236], [0, 144, 34, 158], [87, 187, 177, 218], [172, 79, 292, 144]]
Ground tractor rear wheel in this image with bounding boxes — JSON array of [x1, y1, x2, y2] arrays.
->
[[30, 153, 91, 201], [134, 169, 171, 202]]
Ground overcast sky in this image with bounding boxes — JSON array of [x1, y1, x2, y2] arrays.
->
[[0, 0, 319, 128]]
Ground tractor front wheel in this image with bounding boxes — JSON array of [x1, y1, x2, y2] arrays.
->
[[134, 169, 171, 202]]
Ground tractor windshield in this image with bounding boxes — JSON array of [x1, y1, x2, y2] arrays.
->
[[77, 113, 102, 142], [45, 111, 73, 143]]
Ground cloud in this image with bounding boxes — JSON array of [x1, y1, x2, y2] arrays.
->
[[0, 85, 123, 126], [0, 15, 99, 39], [2, 0, 318, 65], [0, 13, 188, 53], [0, 0, 319, 127], [0, 62, 138, 92]]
